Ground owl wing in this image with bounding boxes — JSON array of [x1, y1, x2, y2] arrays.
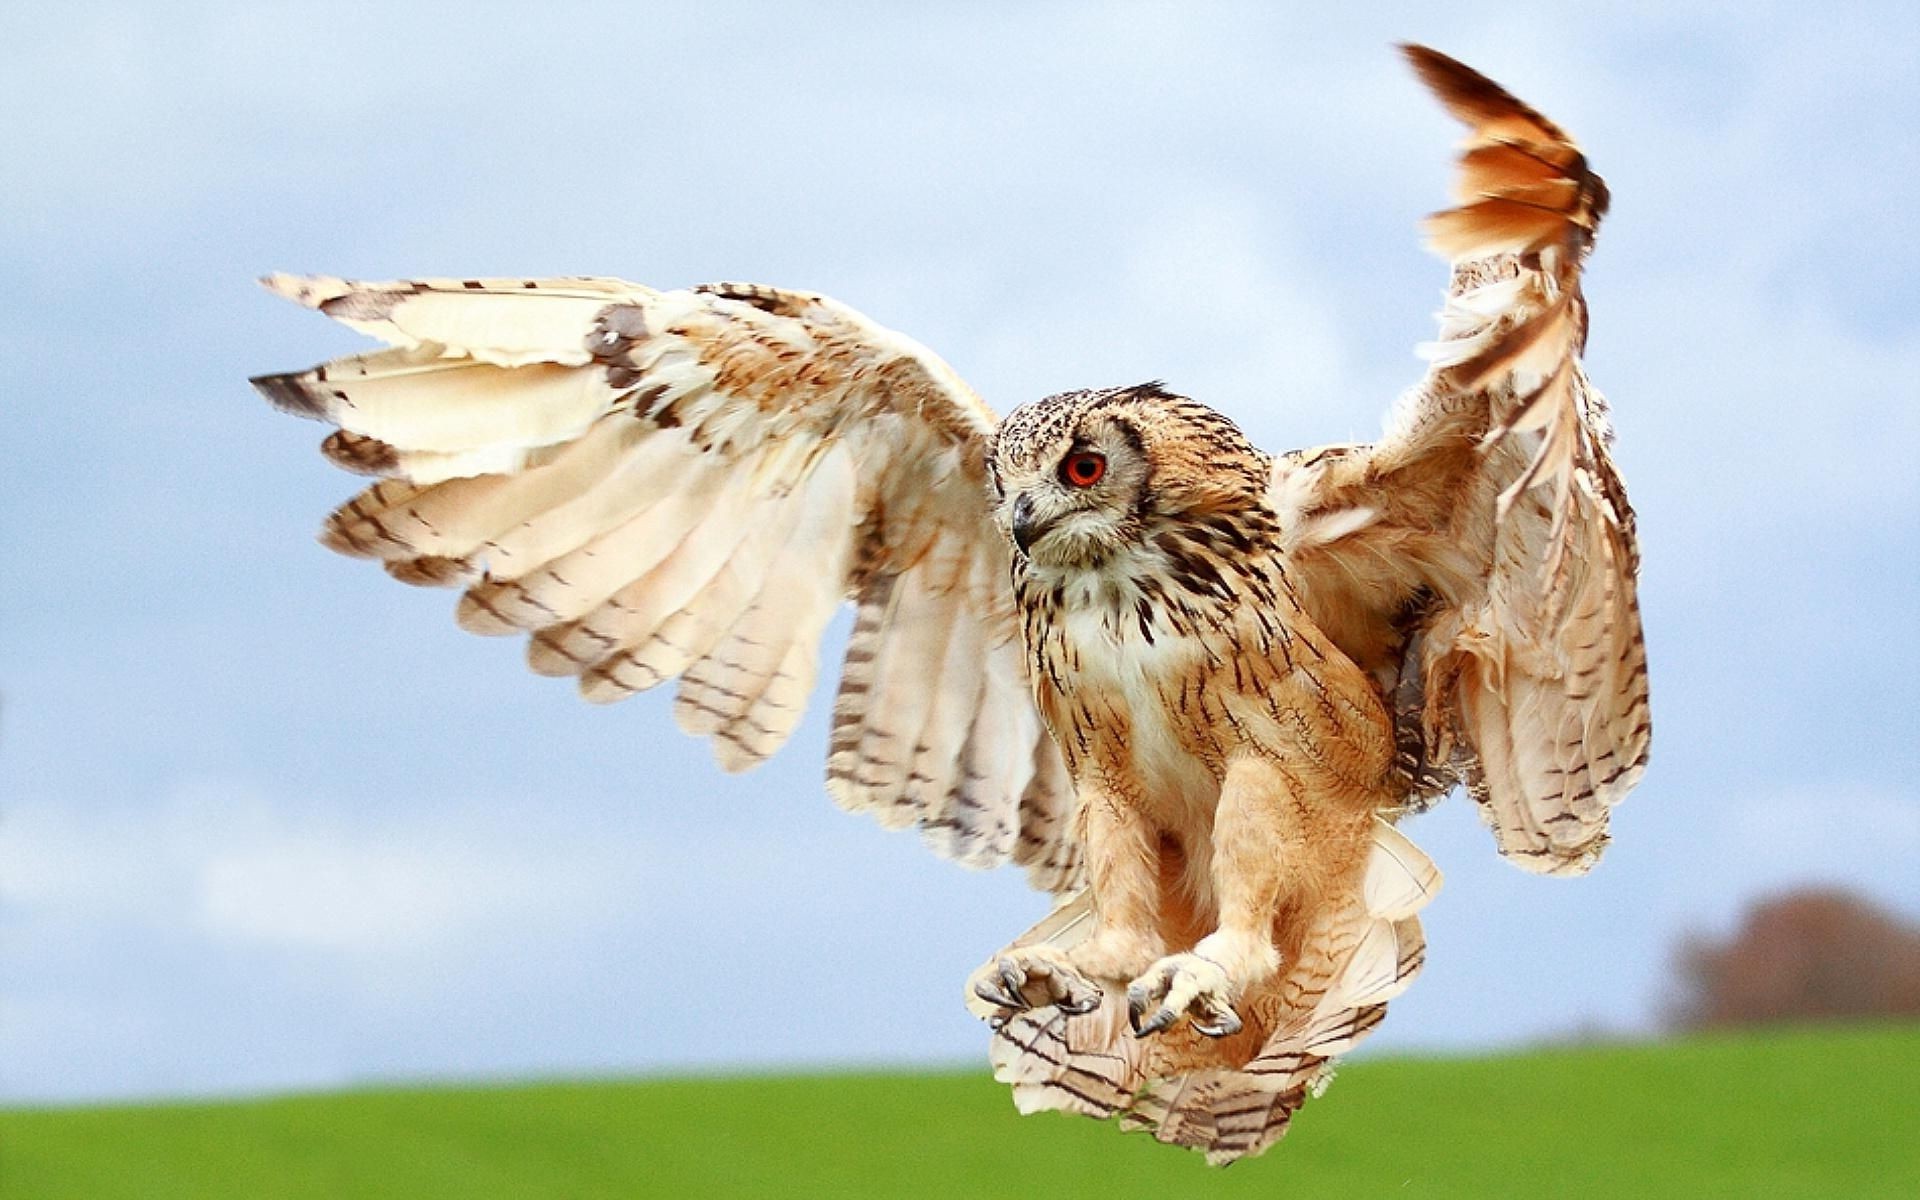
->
[[253, 274, 1079, 892], [1272, 45, 1649, 875]]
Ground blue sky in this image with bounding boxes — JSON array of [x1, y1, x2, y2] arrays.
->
[[3, 2, 1916, 1103]]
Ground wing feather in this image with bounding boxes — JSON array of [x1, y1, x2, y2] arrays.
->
[[258, 347, 615, 459], [674, 447, 859, 769], [832, 554, 968, 825], [1273, 45, 1649, 875], [899, 572, 992, 842], [255, 277, 1078, 888], [260, 273, 651, 364]]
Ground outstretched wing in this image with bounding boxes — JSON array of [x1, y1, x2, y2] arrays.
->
[[1272, 46, 1650, 875], [253, 275, 1080, 891]]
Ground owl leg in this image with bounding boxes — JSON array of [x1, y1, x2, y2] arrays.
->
[[1129, 754, 1365, 1038], [967, 792, 1162, 1025], [1062, 792, 1168, 983]]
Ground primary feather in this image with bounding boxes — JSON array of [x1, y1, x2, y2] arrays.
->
[[1272, 44, 1649, 876], [252, 276, 1079, 886]]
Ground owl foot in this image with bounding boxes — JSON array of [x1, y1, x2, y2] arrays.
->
[[1126, 953, 1243, 1039], [1063, 929, 1165, 983], [967, 948, 1103, 1025]]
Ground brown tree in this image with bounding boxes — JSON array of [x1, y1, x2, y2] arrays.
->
[[1667, 888, 1920, 1031]]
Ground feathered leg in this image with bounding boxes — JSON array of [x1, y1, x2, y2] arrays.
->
[[1128, 754, 1374, 1038], [1067, 789, 1171, 981], [968, 785, 1165, 1021], [975, 818, 1441, 1163]]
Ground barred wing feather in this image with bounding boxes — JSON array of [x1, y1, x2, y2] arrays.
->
[[1273, 46, 1650, 875], [253, 275, 1079, 890]]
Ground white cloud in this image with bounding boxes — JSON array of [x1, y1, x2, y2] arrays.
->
[[199, 839, 532, 954], [1, 779, 616, 958], [0, 771, 1051, 1101]]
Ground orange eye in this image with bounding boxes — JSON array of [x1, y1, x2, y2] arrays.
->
[[1061, 451, 1107, 488]]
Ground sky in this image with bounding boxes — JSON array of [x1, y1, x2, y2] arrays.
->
[[2, 2, 1916, 1104]]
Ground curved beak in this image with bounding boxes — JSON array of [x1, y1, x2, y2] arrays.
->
[[1011, 492, 1045, 555]]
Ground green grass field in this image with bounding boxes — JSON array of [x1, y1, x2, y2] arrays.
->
[[5, 1024, 1915, 1198]]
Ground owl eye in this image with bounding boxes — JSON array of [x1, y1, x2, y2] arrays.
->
[[1060, 451, 1107, 488]]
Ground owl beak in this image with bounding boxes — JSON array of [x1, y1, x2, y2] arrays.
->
[[1011, 492, 1046, 555]]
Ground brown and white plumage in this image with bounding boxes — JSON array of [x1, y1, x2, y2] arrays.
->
[[1273, 45, 1650, 875], [252, 44, 1647, 1165], [970, 819, 1440, 1164], [253, 273, 1080, 887]]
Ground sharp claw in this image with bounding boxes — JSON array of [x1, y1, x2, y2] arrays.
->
[[1126, 984, 1152, 1034], [1135, 1006, 1178, 1038], [977, 951, 1103, 1022], [973, 977, 1023, 1011], [996, 961, 1029, 1004], [1193, 1007, 1243, 1038]]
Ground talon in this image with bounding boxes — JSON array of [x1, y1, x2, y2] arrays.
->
[[996, 959, 1029, 1005], [1124, 952, 1238, 1038], [1192, 1007, 1243, 1038], [980, 956, 1034, 1011], [1135, 1006, 1178, 1038], [969, 948, 1097, 1023], [973, 976, 1023, 1011], [1127, 978, 1176, 1036]]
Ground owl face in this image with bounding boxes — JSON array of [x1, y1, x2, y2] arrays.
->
[[988, 385, 1160, 572], [988, 382, 1273, 581]]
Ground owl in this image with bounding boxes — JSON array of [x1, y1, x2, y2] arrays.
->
[[251, 46, 1648, 1163]]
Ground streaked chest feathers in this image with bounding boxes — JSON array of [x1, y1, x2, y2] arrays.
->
[[1013, 514, 1311, 818]]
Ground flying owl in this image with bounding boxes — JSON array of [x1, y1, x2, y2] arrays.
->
[[250, 46, 1649, 1163]]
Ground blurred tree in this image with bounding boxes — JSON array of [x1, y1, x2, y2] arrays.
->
[[1667, 888, 1920, 1030]]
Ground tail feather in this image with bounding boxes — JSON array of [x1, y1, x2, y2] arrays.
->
[[980, 819, 1441, 1164]]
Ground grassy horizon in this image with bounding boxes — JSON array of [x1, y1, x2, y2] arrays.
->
[[4, 1024, 1916, 1198]]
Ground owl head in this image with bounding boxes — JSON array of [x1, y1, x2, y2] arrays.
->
[[987, 382, 1268, 574]]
